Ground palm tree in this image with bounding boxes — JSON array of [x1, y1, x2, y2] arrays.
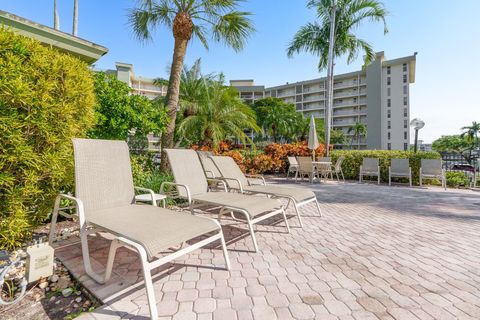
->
[[177, 78, 259, 147], [287, 0, 388, 150], [461, 121, 480, 147], [54, 0, 60, 30], [348, 122, 367, 149], [461, 121, 480, 163], [73, 0, 78, 36], [128, 0, 255, 170]]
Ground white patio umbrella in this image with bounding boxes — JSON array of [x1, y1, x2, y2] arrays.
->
[[308, 115, 320, 160]]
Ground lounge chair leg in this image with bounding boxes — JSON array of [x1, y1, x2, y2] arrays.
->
[[315, 199, 322, 217], [139, 255, 158, 320], [281, 208, 291, 233], [293, 202, 303, 228], [48, 196, 61, 245], [246, 218, 259, 253], [341, 170, 345, 182], [219, 229, 231, 270], [104, 239, 122, 282], [80, 226, 107, 284]]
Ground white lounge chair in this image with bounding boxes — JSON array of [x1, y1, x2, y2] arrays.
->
[[286, 156, 299, 179], [197, 150, 222, 178], [420, 159, 446, 190], [389, 158, 412, 186], [49, 139, 230, 320], [295, 156, 318, 183], [359, 158, 380, 184], [164, 148, 290, 252], [209, 155, 322, 227]]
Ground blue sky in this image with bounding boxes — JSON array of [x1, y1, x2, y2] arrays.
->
[[2, 0, 480, 143]]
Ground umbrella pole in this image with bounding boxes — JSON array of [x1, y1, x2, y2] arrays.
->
[[312, 149, 316, 161]]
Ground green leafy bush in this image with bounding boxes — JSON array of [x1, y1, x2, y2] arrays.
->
[[88, 72, 168, 142], [446, 171, 470, 188], [331, 150, 441, 184], [0, 28, 96, 249]]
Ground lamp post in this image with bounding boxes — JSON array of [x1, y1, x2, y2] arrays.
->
[[410, 118, 425, 152]]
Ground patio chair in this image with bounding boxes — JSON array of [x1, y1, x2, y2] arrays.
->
[[420, 159, 446, 190], [295, 156, 318, 183], [164, 148, 290, 252], [389, 158, 412, 186], [197, 150, 221, 178], [286, 156, 299, 179], [331, 156, 345, 182], [209, 155, 322, 227], [359, 158, 380, 184], [49, 139, 230, 320]]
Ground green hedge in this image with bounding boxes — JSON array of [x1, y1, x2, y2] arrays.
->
[[0, 28, 96, 249], [330, 150, 441, 184]]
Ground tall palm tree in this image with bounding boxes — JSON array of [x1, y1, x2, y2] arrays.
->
[[54, 0, 60, 30], [287, 0, 388, 149], [461, 121, 480, 147], [128, 0, 255, 170], [177, 79, 259, 147], [73, 0, 78, 36], [348, 122, 367, 149]]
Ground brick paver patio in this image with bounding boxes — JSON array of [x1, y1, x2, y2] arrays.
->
[[55, 180, 480, 319]]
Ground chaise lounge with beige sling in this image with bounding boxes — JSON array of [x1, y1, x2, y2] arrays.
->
[[49, 139, 230, 320], [208, 155, 322, 228], [163, 149, 290, 252]]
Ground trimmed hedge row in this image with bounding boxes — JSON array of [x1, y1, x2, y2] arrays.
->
[[330, 150, 441, 185]]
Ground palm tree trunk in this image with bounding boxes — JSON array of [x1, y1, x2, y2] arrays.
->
[[357, 132, 360, 150], [72, 0, 78, 36], [54, 0, 60, 30], [160, 37, 188, 171]]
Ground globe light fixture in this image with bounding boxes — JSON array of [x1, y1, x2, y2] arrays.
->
[[410, 118, 425, 152]]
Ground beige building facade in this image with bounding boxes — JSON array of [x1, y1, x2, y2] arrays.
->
[[231, 52, 417, 150]]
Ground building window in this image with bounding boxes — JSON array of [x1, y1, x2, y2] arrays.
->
[[387, 99, 391, 107], [387, 143, 391, 150], [403, 63, 407, 72], [404, 120, 408, 128], [387, 77, 391, 85], [387, 110, 391, 118], [403, 85, 408, 94], [353, 97, 357, 103], [404, 132, 408, 139], [388, 132, 391, 140], [403, 74, 407, 83], [403, 96, 408, 106], [404, 108, 408, 117], [387, 66, 391, 75], [388, 121, 391, 129], [404, 143, 408, 150], [387, 88, 391, 96]]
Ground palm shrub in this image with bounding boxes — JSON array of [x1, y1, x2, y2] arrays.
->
[[0, 29, 96, 249], [330, 150, 441, 184]]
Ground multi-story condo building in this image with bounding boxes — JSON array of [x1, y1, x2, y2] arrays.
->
[[229, 80, 265, 104], [231, 52, 417, 150]]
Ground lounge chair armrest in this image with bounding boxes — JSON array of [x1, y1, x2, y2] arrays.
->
[[54, 194, 86, 223], [207, 178, 230, 192], [134, 186, 157, 206], [245, 174, 266, 186], [204, 170, 215, 179], [216, 177, 243, 193], [160, 182, 192, 204]]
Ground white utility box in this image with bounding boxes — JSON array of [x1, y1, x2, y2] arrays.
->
[[25, 242, 54, 283]]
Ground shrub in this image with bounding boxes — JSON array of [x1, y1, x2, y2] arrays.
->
[[88, 72, 168, 142], [330, 150, 441, 184], [446, 171, 470, 188], [0, 28, 96, 249]]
